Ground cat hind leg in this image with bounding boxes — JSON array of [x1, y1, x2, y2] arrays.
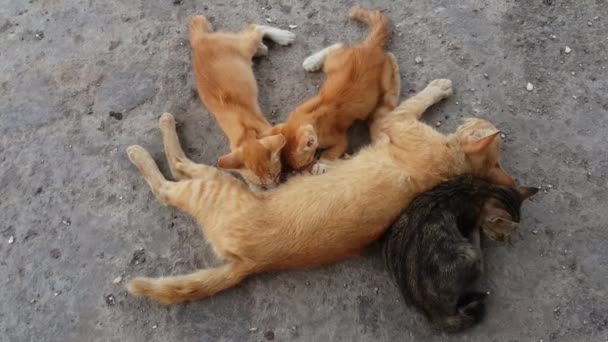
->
[[302, 43, 344, 72]]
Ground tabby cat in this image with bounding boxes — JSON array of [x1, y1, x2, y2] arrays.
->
[[383, 175, 537, 332]]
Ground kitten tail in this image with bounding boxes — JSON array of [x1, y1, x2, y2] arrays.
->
[[349, 5, 389, 47], [127, 262, 253, 304]]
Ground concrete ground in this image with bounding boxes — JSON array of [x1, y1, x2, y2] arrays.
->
[[1, 0, 607, 341]]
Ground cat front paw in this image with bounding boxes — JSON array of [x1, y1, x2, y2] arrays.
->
[[427, 79, 453, 100], [270, 29, 296, 45], [311, 162, 330, 175], [302, 53, 324, 72]]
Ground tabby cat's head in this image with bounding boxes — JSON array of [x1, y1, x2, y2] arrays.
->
[[479, 184, 538, 241]]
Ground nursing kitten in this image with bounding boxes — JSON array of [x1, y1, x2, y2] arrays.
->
[[264, 6, 400, 172], [383, 175, 538, 332], [189, 15, 294, 190], [125, 78, 516, 304]]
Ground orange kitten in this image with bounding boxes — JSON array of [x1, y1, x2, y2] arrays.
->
[[265, 6, 400, 172], [189, 15, 295, 190], [126, 79, 515, 304]]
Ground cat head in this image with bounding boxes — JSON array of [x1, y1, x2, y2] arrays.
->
[[454, 118, 515, 187], [266, 123, 319, 170], [216, 134, 286, 190], [479, 184, 538, 241]]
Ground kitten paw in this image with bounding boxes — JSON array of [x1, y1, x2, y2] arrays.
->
[[257, 25, 295, 45], [311, 162, 330, 175], [302, 52, 325, 72], [427, 79, 453, 100], [341, 153, 352, 160]]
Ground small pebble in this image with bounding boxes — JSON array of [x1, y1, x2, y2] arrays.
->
[[587, 21, 593, 27], [264, 330, 275, 340], [288, 24, 297, 29], [435, 121, 441, 127], [564, 46, 572, 53], [8, 236, 14, 244], [35, 31, 44, 40], [109, 111, 123, 120], [532, 230, 538, 235], [54, 291, 62, 297], [483, 73, 489, 79], [265, 18, 273, 23], [526, 83, 534, 91], [502, 80, 507, 86], [414, 56, 423, 64], [105, 294, 116, 306], [249, 327, 258, 332], [113, 276, 123, 285], [62, 219, 71, 226], [152, 325, 157, 329], [550, 34, 557, 39]]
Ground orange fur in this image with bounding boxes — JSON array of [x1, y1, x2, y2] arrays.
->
[[268, 6, 401, 170], [125, 79, 515, 304], [189, 15, 292, 190]]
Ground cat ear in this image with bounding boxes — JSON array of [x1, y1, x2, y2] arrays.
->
[[216, 152, 244, 170], [299, 125, 318, 152], [463, 131, 501, 155], [482, 216, 519, 242], [259, 134, 286, 153], [518, 186, 539, 200], [261, 123, 286, 137]]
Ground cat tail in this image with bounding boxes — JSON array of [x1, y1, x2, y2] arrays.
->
[[349, 5, 389, 48], [189, 15, 213, 39], [127, 262, 255, 304], [433, 292, 487, 333]]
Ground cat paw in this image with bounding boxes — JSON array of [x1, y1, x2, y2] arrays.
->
[[302, 52, 325, 72], [258, 25, 295, 45], [311, 162, 330, 175], [159, 112, 176, 129], [341, 153, 352, 160], [126, 145, 148, 164], [255, 42, 269, 56], [426, 79, 453, 100]]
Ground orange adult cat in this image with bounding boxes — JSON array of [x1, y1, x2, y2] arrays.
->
[[265, 6, 400, 172], [189, 15, 295, 190], [125, 78, 516, 304]]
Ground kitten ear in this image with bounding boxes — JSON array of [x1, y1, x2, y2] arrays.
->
[[261, 123, 286, 137], [216, 152, 244, 170], [299, 125, 318, 152], [482, 216, 519, 242], [463, 131, 501, 155], [259, 134, 286, 153], [518, 186, 539, 200]]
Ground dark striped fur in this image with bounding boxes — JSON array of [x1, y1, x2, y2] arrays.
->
[[382, 175, 537, 333]]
